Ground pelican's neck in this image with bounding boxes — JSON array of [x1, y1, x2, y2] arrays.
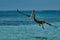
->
[[32, 10, 36, 20], [32, 10, 40, 22]]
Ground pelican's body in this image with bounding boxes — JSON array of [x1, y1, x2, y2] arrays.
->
[[32, 10, 48, 29], [32, 10, 46, 24], [17, 9, 57, 29], [32, 10, 57, 29]]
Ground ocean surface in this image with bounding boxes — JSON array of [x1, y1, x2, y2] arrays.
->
[[0, 11, 60, 40]]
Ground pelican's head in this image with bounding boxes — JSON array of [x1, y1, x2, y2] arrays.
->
[[32, 10, 35, 14], [30, 10, 36, 19]]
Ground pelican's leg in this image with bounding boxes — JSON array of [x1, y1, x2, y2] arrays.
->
[[42, 24, 44, 30], [39, 24, 41, 26]]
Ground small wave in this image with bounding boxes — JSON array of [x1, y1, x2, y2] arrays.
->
[[0, 21, 35, 25], [0, 19, 60, 25]]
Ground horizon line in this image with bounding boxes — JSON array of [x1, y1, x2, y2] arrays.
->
[[0, 10, 60, 11]]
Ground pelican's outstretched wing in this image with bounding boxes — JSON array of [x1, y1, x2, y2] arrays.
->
[[45, 22, 57, 28], [17, 9, 31, 17]]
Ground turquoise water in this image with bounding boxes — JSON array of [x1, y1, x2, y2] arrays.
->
[[0, 11, 60, 40]]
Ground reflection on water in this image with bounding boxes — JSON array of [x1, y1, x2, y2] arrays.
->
[[32, 36, 48, 40]]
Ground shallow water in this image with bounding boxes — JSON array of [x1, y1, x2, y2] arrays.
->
[[0, 11, 60, 40]]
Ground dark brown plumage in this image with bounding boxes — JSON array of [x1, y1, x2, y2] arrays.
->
[[32, 10, 57, 29], [17, 9, 57, 29]]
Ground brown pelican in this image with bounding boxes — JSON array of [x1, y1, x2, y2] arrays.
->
[[17, 9, 57, 29], [32, 10, 57, 29]]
